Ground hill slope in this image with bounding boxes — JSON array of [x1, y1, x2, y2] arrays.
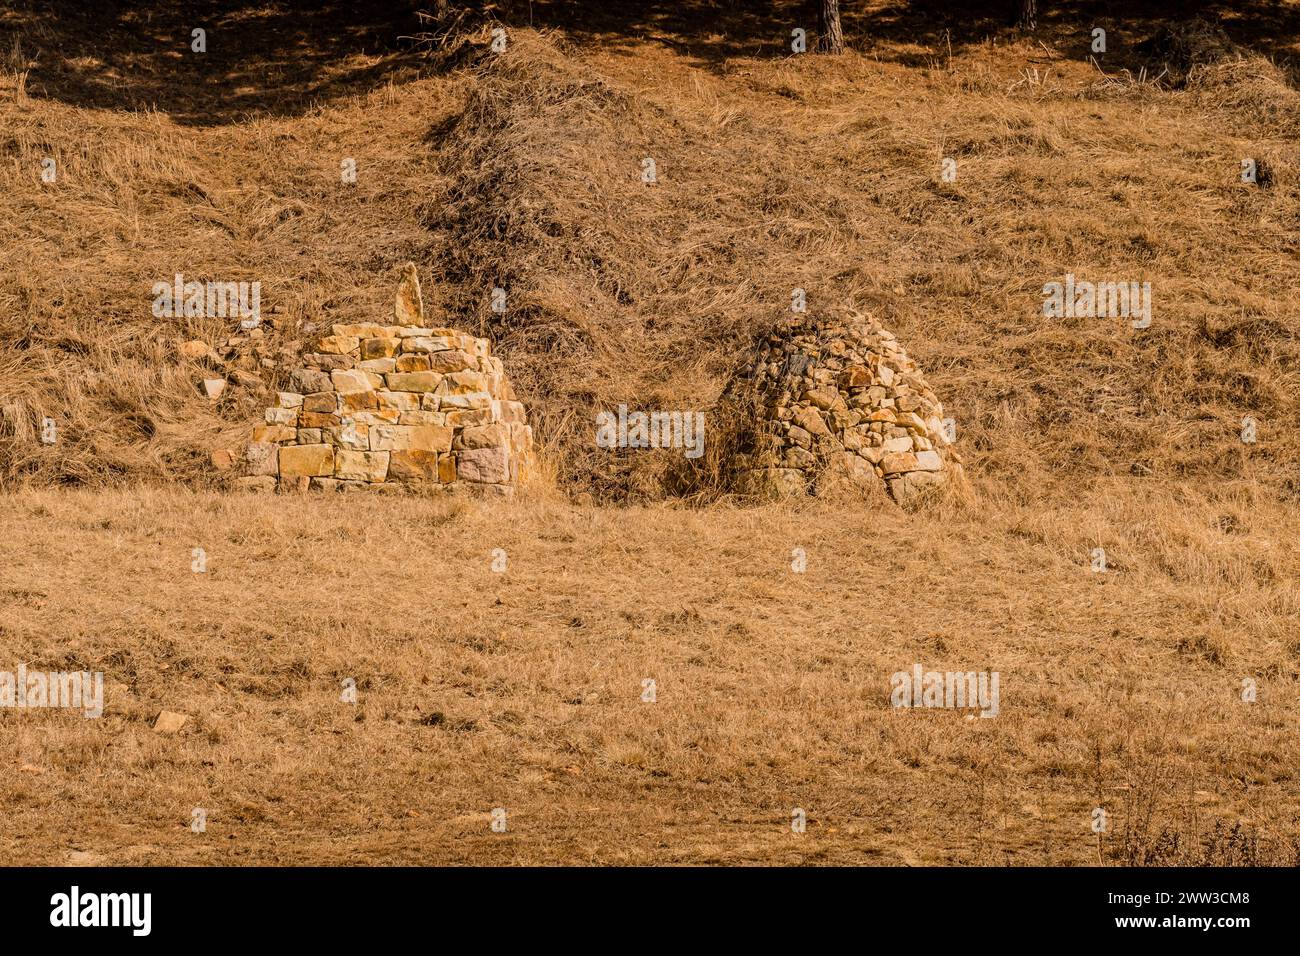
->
[[0, 0, 1298, 867], [1, 2, 1297, 503]]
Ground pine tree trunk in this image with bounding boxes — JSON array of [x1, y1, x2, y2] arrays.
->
[[1013, 0, 1037, 31], [818, 0, 845, 54]]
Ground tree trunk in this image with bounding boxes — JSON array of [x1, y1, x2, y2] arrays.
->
[[1013, 0, 1037, 31], [818, 0, 845, 54]]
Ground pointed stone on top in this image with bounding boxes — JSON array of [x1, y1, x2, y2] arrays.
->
[[395, 262, 423, 326]]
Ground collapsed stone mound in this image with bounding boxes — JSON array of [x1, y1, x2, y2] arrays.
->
[[235, 266, 533, 495], [726, 308, 962, 503]]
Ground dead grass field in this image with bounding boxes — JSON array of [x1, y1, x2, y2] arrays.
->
[[1, 1, 1299, 864], [1, 484, 1297, 865]]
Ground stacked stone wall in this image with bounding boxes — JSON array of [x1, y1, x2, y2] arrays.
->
[[727, 309, 962, 503], [234, 265, 532, 495]]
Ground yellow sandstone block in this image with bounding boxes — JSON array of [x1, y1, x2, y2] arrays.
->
[[279, 443, 335, 477]]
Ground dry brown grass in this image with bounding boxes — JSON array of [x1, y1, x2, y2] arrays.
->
[[1, 485, 1297, 865], [2, 3, 1297, 503], [421, 14, 1300, 502], [0, 0, 445, 487], [1, 1, 1298, 865]]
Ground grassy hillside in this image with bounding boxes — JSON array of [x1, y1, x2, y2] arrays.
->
[[0, 1, 1297, 865], [0, 0, 441, 485], [1, 1, 1297, 501]]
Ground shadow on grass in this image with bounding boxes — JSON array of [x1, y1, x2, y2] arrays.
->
[[2, 0, 1295, 123]]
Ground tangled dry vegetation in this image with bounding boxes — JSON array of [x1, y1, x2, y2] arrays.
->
[[0, 1, 1297, 864]]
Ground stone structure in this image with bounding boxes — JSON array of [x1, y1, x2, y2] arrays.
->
[[726, 308, 962, 503], [234, 266, 533, 494]]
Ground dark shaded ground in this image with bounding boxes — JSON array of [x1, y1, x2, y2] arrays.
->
[[491, 0, 1300, 79], [3, 0, 1295, 126], [2, 0, 425, 124]]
